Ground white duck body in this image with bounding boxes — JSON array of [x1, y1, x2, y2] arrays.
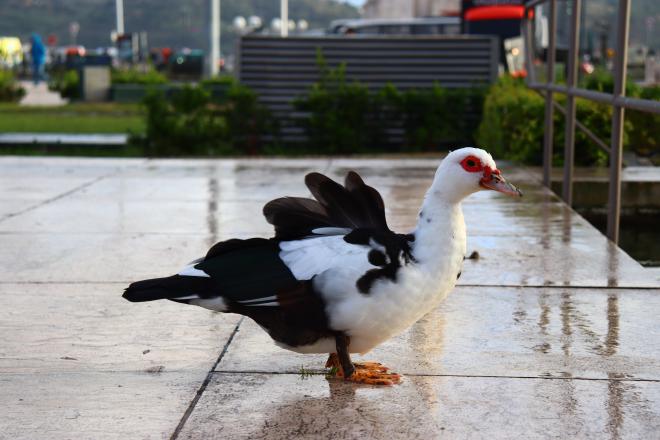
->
[[277, 150, 482, 354]]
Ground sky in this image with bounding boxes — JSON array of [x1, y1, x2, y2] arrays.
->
[[344, 0, 365, 6]]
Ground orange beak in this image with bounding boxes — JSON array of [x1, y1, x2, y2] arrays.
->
[[479, 168, 523, 197]]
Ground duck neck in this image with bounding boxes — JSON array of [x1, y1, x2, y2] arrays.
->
[[411, 190, 466, 266]]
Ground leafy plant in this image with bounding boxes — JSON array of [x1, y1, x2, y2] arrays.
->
[[224, 82, 278, 154], [139, 86, 230, 156], [112, 68, 167, 85], [626, 86, 660, 159], [48, 69, 80, 100], [294, 52, 376, 154], [136, 81, 275, 156], [475, 75, 648, 166], [294, 51, 484, 153], [0, 69, 25, 102]]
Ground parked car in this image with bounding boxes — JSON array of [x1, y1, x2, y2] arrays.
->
[[328, 17, 461, 36]]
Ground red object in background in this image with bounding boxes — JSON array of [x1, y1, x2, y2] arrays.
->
[[65, 46, 85, 57], [464, 5, 528, 21], [161, 47, 172, 63], [47, 34, 57, 46], [510, 69, 527, 78]]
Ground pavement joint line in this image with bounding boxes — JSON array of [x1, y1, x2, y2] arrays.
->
[[169, 316, 244, 440], [0, 172, 115, 224], [212, 370, 660, 383]]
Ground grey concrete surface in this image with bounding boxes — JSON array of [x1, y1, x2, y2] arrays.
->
[[1, 157, 658, 440], [19, 81, 68, 106]]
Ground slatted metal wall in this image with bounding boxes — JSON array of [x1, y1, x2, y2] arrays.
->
[[237, 35, 500, 144]]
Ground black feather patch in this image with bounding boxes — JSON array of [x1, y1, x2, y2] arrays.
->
[[123, 275, 215, 302], [345, 229, 416, 294], [263, 170, 391, 241]]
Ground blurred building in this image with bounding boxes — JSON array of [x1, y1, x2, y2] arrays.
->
[[363, 0, 460, 19]]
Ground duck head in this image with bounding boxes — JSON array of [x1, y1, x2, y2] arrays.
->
[[431, 147, 523, 203]]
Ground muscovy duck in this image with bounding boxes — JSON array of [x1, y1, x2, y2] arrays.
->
[[123, 148, 522, 385]]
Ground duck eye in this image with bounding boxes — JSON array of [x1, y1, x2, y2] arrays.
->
[[461, 156, 482, 172]]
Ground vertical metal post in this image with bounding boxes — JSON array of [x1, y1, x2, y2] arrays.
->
[[543, 0, 557, 188], [543, 0, 557, 187], [562, 0, 581, 205], [115, 0, 125, 35], [281, 0, 289, 37], [210, 0, 220, 76], [606, 0, 631, 243]]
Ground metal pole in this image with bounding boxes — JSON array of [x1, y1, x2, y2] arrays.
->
[[606, 0, 631, 243], [543, 0, 557, 187], [562, 0, 581, 205], [210, 0, 220, 76], [281, 0, 289, 37], [115, 0, 125, 35]]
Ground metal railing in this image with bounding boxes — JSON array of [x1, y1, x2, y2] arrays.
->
[[522, 0, 660, 244]]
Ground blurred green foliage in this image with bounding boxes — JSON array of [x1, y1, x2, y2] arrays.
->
[[0, 69, 25, 102], [293, 52, 485, 154], [136, 80, 276, 156], [111, 68, 168, 85], [48, 69, 80, 100], [476, 75, 658, 166]]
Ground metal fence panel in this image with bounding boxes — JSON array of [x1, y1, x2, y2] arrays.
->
[[237, 35, 499, 145]]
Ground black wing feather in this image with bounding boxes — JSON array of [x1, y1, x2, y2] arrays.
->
[[264, 170, 391, 240]]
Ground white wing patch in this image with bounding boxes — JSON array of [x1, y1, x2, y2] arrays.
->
[[279, 235, 370, 280]]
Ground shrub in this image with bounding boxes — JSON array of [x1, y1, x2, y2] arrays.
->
[[137, 81, 275, 156], [476, 75, 643, 166], [224, 83, 278, 154], [112, 68, 167, 85], [294, 52, 485, 153], [294, 55, 377, 154], [0, 69, 26, 102], [627, 86, 660, 159], [48, 70, 80, 100], [396, 85, 485, 150]]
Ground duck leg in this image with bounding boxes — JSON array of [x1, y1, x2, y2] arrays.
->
[[326, 334, 402, 385]]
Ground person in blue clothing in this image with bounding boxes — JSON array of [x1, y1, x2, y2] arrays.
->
[[30, 33, 46, 85]]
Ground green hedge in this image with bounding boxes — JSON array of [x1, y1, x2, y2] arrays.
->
[[111, 68, 167, 85], [48, 70, 80, 100], [476, 75, 660, 166], [293, 54, 485, 154], [0, 70, 25, 102], [135, 81, 277, 156]]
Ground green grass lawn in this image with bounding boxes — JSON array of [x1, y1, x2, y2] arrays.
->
[[0, 103, 145, 134]]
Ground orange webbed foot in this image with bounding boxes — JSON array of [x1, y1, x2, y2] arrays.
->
[[325, 354, 402, 386]]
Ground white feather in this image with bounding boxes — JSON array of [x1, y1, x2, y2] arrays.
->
[[189, 297, 227, 312], [178, 264, 210, 278]]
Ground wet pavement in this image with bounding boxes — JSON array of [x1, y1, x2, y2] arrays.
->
[[1, 157, 659, 439]]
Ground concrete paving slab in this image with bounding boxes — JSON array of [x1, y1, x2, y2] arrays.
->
[[461, 234, 653, 288], [1, 371, 206, 440], [0, 283, 239, 374], [216, 287, 660, 380], [177, 373, 660, 440], [0, 233, 212, 283], [1, 156, 657, 439]]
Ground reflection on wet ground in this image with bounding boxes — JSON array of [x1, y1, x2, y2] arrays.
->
[[1, 157, 659, 439]]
